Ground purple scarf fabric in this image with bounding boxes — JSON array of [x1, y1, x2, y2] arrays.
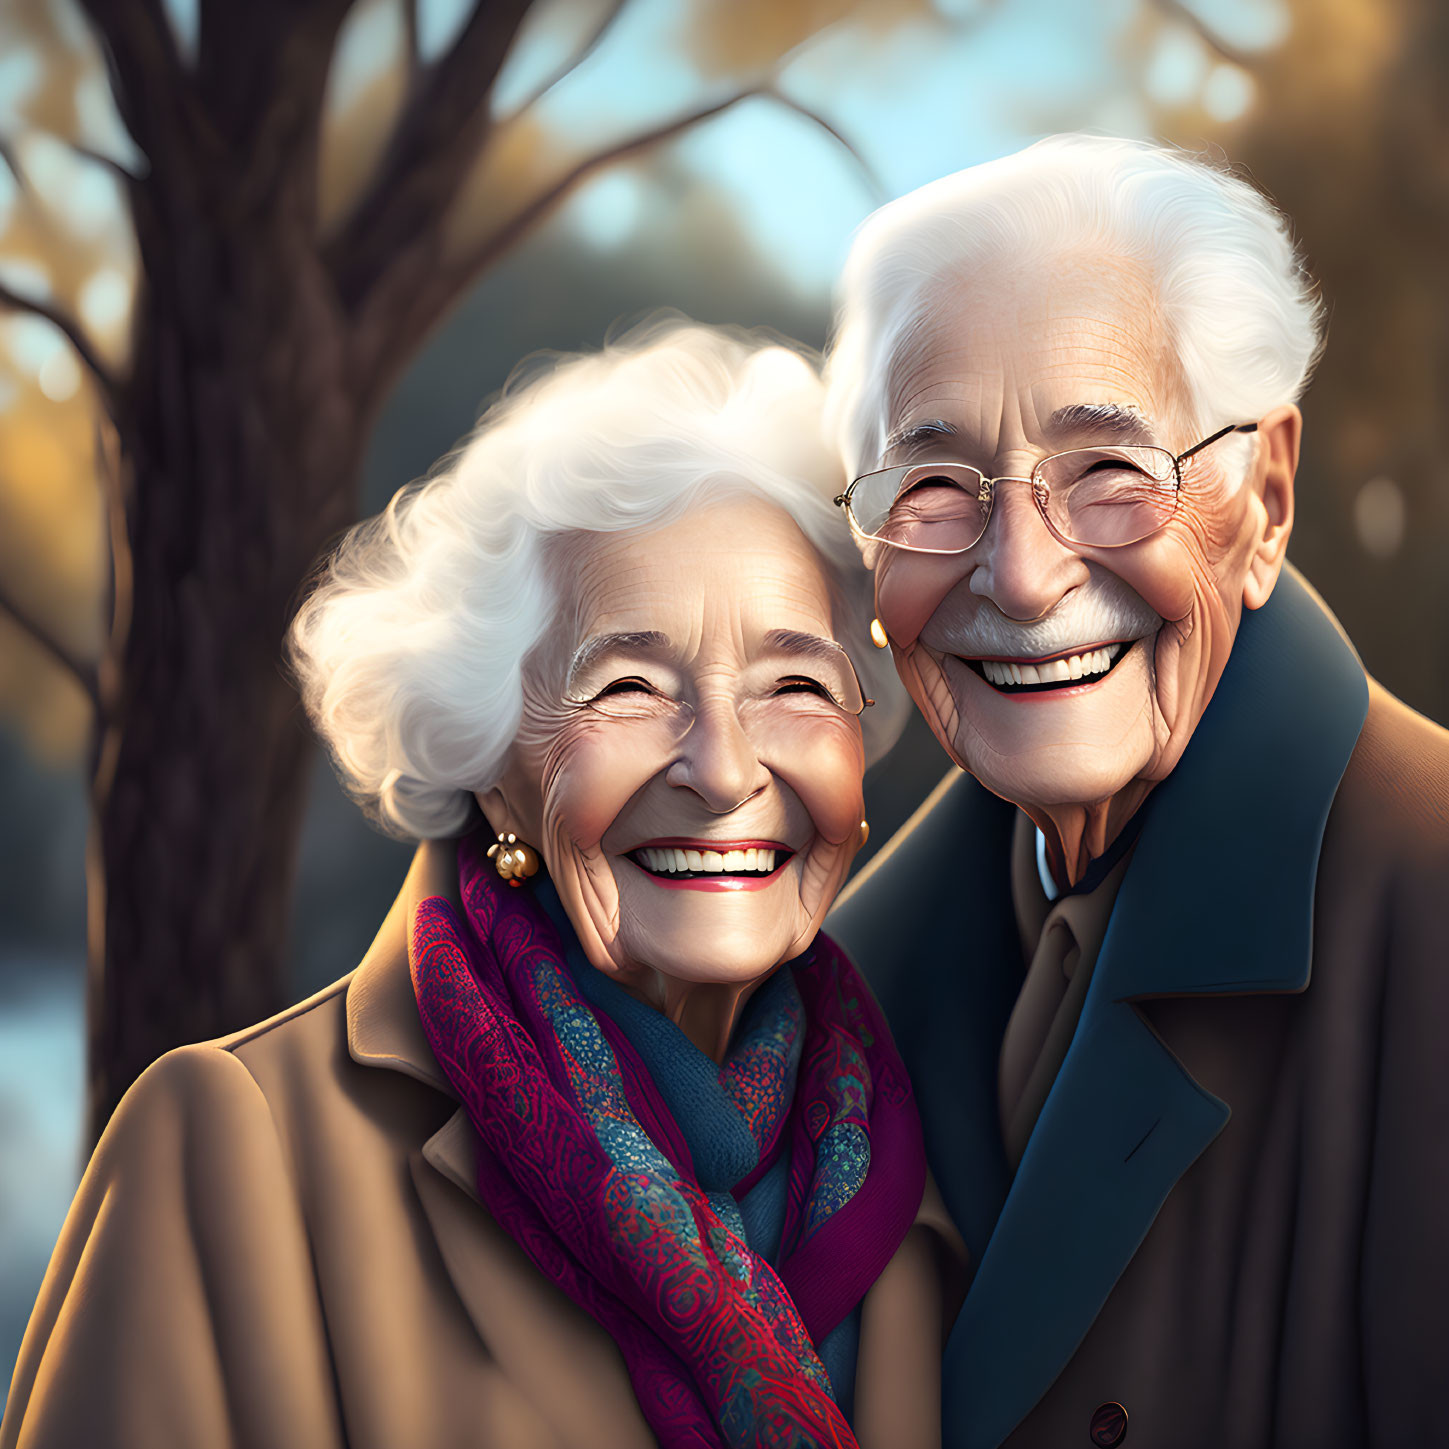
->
[[410, 831, 927, 1448]]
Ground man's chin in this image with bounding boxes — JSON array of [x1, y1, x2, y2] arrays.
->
[[951, 732, 1146, 815]]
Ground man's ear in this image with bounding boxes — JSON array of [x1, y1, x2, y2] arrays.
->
[[1242, 404, 1299, 611]]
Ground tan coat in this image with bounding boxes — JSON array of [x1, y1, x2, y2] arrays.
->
[[2, 842, 963, 1449]]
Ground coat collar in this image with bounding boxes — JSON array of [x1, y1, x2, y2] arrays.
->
[[1100, 566, 1369, 1001], [943, 567, 1370, 1449], [345, 836, 478, 1201]]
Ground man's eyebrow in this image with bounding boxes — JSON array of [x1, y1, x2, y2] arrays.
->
[[1046, 403, 1155, 443], [566, 631, 670, 686], [761, 629, 851, 665], [883, 419, 958, 456]]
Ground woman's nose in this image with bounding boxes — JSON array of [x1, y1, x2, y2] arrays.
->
[[966, 480, 1086, 621], [665, 698, 771, 812]]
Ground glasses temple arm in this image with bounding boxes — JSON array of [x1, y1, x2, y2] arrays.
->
[[1178, 421, 1259, 464]]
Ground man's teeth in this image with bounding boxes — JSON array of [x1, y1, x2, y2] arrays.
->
[[636, 846, 778, 875], [980, 643, 1123, 688]]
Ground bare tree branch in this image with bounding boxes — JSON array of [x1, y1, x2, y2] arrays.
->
[[77, 0, 192, 170], [0, 576, 101, 713], [758, 86, 886, 205], [348, 85, 765, 394], [0, 136, 32, 198], [0, 281, 121, 407], [69, 141, 147, 184], [326, 0, 536, 312], [1151, 0, 1257, 70], [453, 89, 763, 298], [403, 0, 420, 75], [498, 0, 630, 127]]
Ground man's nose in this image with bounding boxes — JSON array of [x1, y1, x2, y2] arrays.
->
[[966, 478, 1087, 621], [665, 698, 770, 812]]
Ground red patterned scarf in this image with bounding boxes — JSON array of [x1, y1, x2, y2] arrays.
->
[[410, 830, 926, 1448]]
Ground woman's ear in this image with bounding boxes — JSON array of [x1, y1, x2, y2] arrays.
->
[[1242, 404, 1299, 612], [475, 786, 535, 843], [474, 787, 508, 837], [475, 761, 542, 848]]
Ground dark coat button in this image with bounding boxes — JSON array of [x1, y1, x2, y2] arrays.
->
[[1089, 1401, 1128, 1446]]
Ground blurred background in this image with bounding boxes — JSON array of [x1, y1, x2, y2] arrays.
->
[[1, 0, 1445, 1402]]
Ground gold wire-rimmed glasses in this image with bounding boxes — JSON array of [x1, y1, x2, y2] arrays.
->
[[834, 422, 1259, 564]]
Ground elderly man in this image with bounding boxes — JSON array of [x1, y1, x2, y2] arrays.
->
[[825, 135, 1449, 1449]]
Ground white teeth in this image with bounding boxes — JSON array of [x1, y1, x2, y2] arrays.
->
[[979, 642, 1128, 690], [636, 846, 781, 875]]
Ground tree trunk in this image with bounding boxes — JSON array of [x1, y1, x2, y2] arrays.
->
[[87, 186, 365, 1138]]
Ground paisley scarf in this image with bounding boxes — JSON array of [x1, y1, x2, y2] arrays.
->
[[409, 829, 926, 1449]]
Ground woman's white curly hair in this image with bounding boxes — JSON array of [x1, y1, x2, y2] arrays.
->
[[289, 317, 909, 840]]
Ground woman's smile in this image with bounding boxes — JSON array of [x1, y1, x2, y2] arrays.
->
[[623, 837, 797, 890]]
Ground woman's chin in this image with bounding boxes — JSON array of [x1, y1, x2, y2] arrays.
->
[[612, 919, 792, 988]]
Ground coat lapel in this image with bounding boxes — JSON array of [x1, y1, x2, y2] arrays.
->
[[940, 569, 1369, 1449]]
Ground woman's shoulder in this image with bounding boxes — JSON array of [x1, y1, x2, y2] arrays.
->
[[110, 948, 453, 1195]]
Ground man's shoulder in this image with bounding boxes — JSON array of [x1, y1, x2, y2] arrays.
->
[[1336, 679, 1449, 858], [1319, 678, 1449, 943]]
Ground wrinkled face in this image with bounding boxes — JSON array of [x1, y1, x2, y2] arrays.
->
[[489, 496, 867, 991], [872, 254, 1275, 811]]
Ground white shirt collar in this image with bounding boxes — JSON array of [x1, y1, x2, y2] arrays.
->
[[1035, 827, 1060, 903]]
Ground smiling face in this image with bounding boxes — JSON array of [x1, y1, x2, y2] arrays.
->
[[483, 496, 867, 1003], [871, 252, 1296, 835]]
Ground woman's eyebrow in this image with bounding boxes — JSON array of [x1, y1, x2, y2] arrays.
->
[[566, 631, 671, 687]]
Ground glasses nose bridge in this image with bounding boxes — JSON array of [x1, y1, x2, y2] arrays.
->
[[975, 468, 1052, 536]]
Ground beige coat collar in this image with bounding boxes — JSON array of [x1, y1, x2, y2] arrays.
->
[[345, 837, 462, 1095], [344, 837, 482, 1204]]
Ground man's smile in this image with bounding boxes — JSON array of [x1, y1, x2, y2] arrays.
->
[[954, 639, 1137, 696]]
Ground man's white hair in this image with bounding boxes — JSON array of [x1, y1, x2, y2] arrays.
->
[[289, 317, 908, 841], [825, 133, 1325, 479]]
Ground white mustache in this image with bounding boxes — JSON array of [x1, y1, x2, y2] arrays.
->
[[929, 571, 1164, 659]]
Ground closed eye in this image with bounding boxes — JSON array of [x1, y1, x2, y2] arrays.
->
[[1079, 459, 1148, 477], [592, 677, 655, 699], [900, 473, 964, 496], [772, 675, 836, 701]]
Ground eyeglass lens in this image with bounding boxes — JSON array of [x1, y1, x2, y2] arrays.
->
[[851, 445, 1179, 551]]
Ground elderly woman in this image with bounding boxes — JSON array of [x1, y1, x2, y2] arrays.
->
[[3, 322, 963, 1449]]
